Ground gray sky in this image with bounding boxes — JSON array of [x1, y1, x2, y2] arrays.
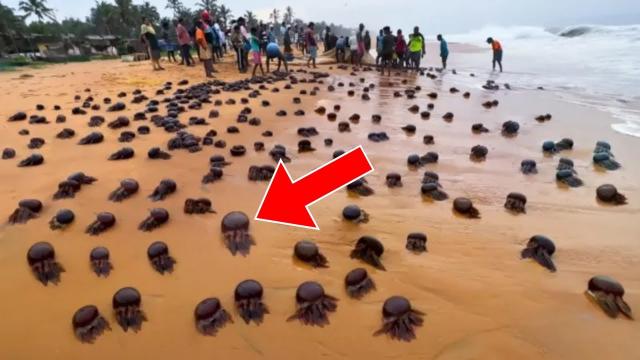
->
[[5, 0, 640, 33]]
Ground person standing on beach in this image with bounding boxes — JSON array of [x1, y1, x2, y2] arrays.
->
[[140, 17, 164, 71], [265, 41, 289, 73], [230, 25, 246, 72], [487, 37, 503, 72], [249, 27, 265, 77], [283, 26, 292, 54], [375, 29, 384, 65], [437, 34, 449, 69], [238, 17, 251, 72], [195, 20, 214, 78], [324, 27, 332, 52], [161, 19, 178, 63], [380, 26, 395, 76], [305, 22, 318, 68], [407, 26, 425, 70], [175, 19, 194, 66], [364, 30, 371, 53], [356, 23, 366, 66], [335, 36, 347, 63], [395, 29, 407, 68]]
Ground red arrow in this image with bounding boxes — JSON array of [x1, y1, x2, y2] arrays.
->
[[255, 146, 374, 229]]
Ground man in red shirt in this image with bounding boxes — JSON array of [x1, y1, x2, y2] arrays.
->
[[486, 37, 503, 72], [175, 18, 194, 66]]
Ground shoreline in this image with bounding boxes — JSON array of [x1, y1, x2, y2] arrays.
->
[[0, 54, 638, 360]]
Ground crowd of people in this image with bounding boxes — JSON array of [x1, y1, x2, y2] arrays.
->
[[138, 12, 504, 78]]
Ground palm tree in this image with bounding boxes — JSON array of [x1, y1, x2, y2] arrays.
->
[[217, 5, 232, 28], [244, 10, 257, 28], [283, 6, 293, 25], [18, 0, 56, 22], [197, 0, 217, 14], [165, 0, 184, 18], [269, 8, 280, 25], [113, 0, 132, 25]]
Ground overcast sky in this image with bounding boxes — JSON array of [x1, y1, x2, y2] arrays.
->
[[5, 0, 640, 33]]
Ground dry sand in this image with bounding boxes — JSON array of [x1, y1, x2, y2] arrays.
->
[[0, 48, 638, 360]]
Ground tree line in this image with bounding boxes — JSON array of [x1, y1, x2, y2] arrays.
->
[[1, 0, 354, 55]]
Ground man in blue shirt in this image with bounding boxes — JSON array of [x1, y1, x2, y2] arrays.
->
[[437, 34, 449, 69], [265, 42, 289, 73]]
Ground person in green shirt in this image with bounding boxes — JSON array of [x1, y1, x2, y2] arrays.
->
[[407, 26, 425, 70]]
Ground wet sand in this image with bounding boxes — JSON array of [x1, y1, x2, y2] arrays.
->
[[0, 49, 639, 360]]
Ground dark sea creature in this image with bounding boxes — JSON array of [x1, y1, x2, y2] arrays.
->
[[184, 198, 216, 214], [593, 152, 621, 170], [78, 132, 104, 145], [521, 159, 538, 174], [406, 233, 427, 253], [138, 208, 169, 232], [108, 147, 134, 160], [194, 298, 233, 336], [542, 141, 558, 154], [373, 296, 425, 342], [347, 178, 374, 196], [56, 115, 67, 123], [49, 209, 75, 230], [421, 183, 449, 201], [402, 124, 417, 134], [27, 241, 64, 285], [88, 116, 105, 127], [385, 172, 402, 188], [9, 199, 43, 224], [86, 212, 116, 235], [67, 172, 97, 185], [298, 139, 316, 152], [442, 112, 454, 121], [350, 236, 385, 270], [342, 205, 369, 224], [596, 184, 627, 205], [505, 192, 527, 214], [221, 212, 255, 256], [338, 121, 351, 132], [471, 123, 489, 134], [555, 138, 574, 151], [118, 131, 136, 142], [593, 141, 612, 155], [556, 169, 583, 187], [202, 167, 224, 184], [230, 145, 247, 157], [112, 287, 147, 332], [294, 240, 328, 268], [234, 280, 268, 324], [107, 102, 126, 112], [53, 180, 81, 199], [287, 282, 338, 326], [149, 179, 177, 201], [423, 135, 435, 145], [28, 137, 45, 149], [453, 197, 480, 218], [557, 158, 575, 172], [535, 113, 552, 122], [89, 246, 112, 277], [210, 155, 231, 168], [138, 125, 150, 135], [254, 142, 265, 151], [56, 128, 75, 139], [148, 147, 171, 160], [269, 145, 291, 163], [248, 165, 275, 181], [585, 276, 633, 319], [2, 147, 16, 159], [147, 241, 176, 274], [345, 268, 375, 299], [72, 305, 111, 343], [18, 153, 44, 167], [8, 112, 27, 121], [521, 235, 556, 272], [108, 178, 139, 202], [470, 145, 488, 161], [372, 114, 382, 123]]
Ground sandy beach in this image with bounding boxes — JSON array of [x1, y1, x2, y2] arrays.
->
[[0, 44, 638, 360]]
